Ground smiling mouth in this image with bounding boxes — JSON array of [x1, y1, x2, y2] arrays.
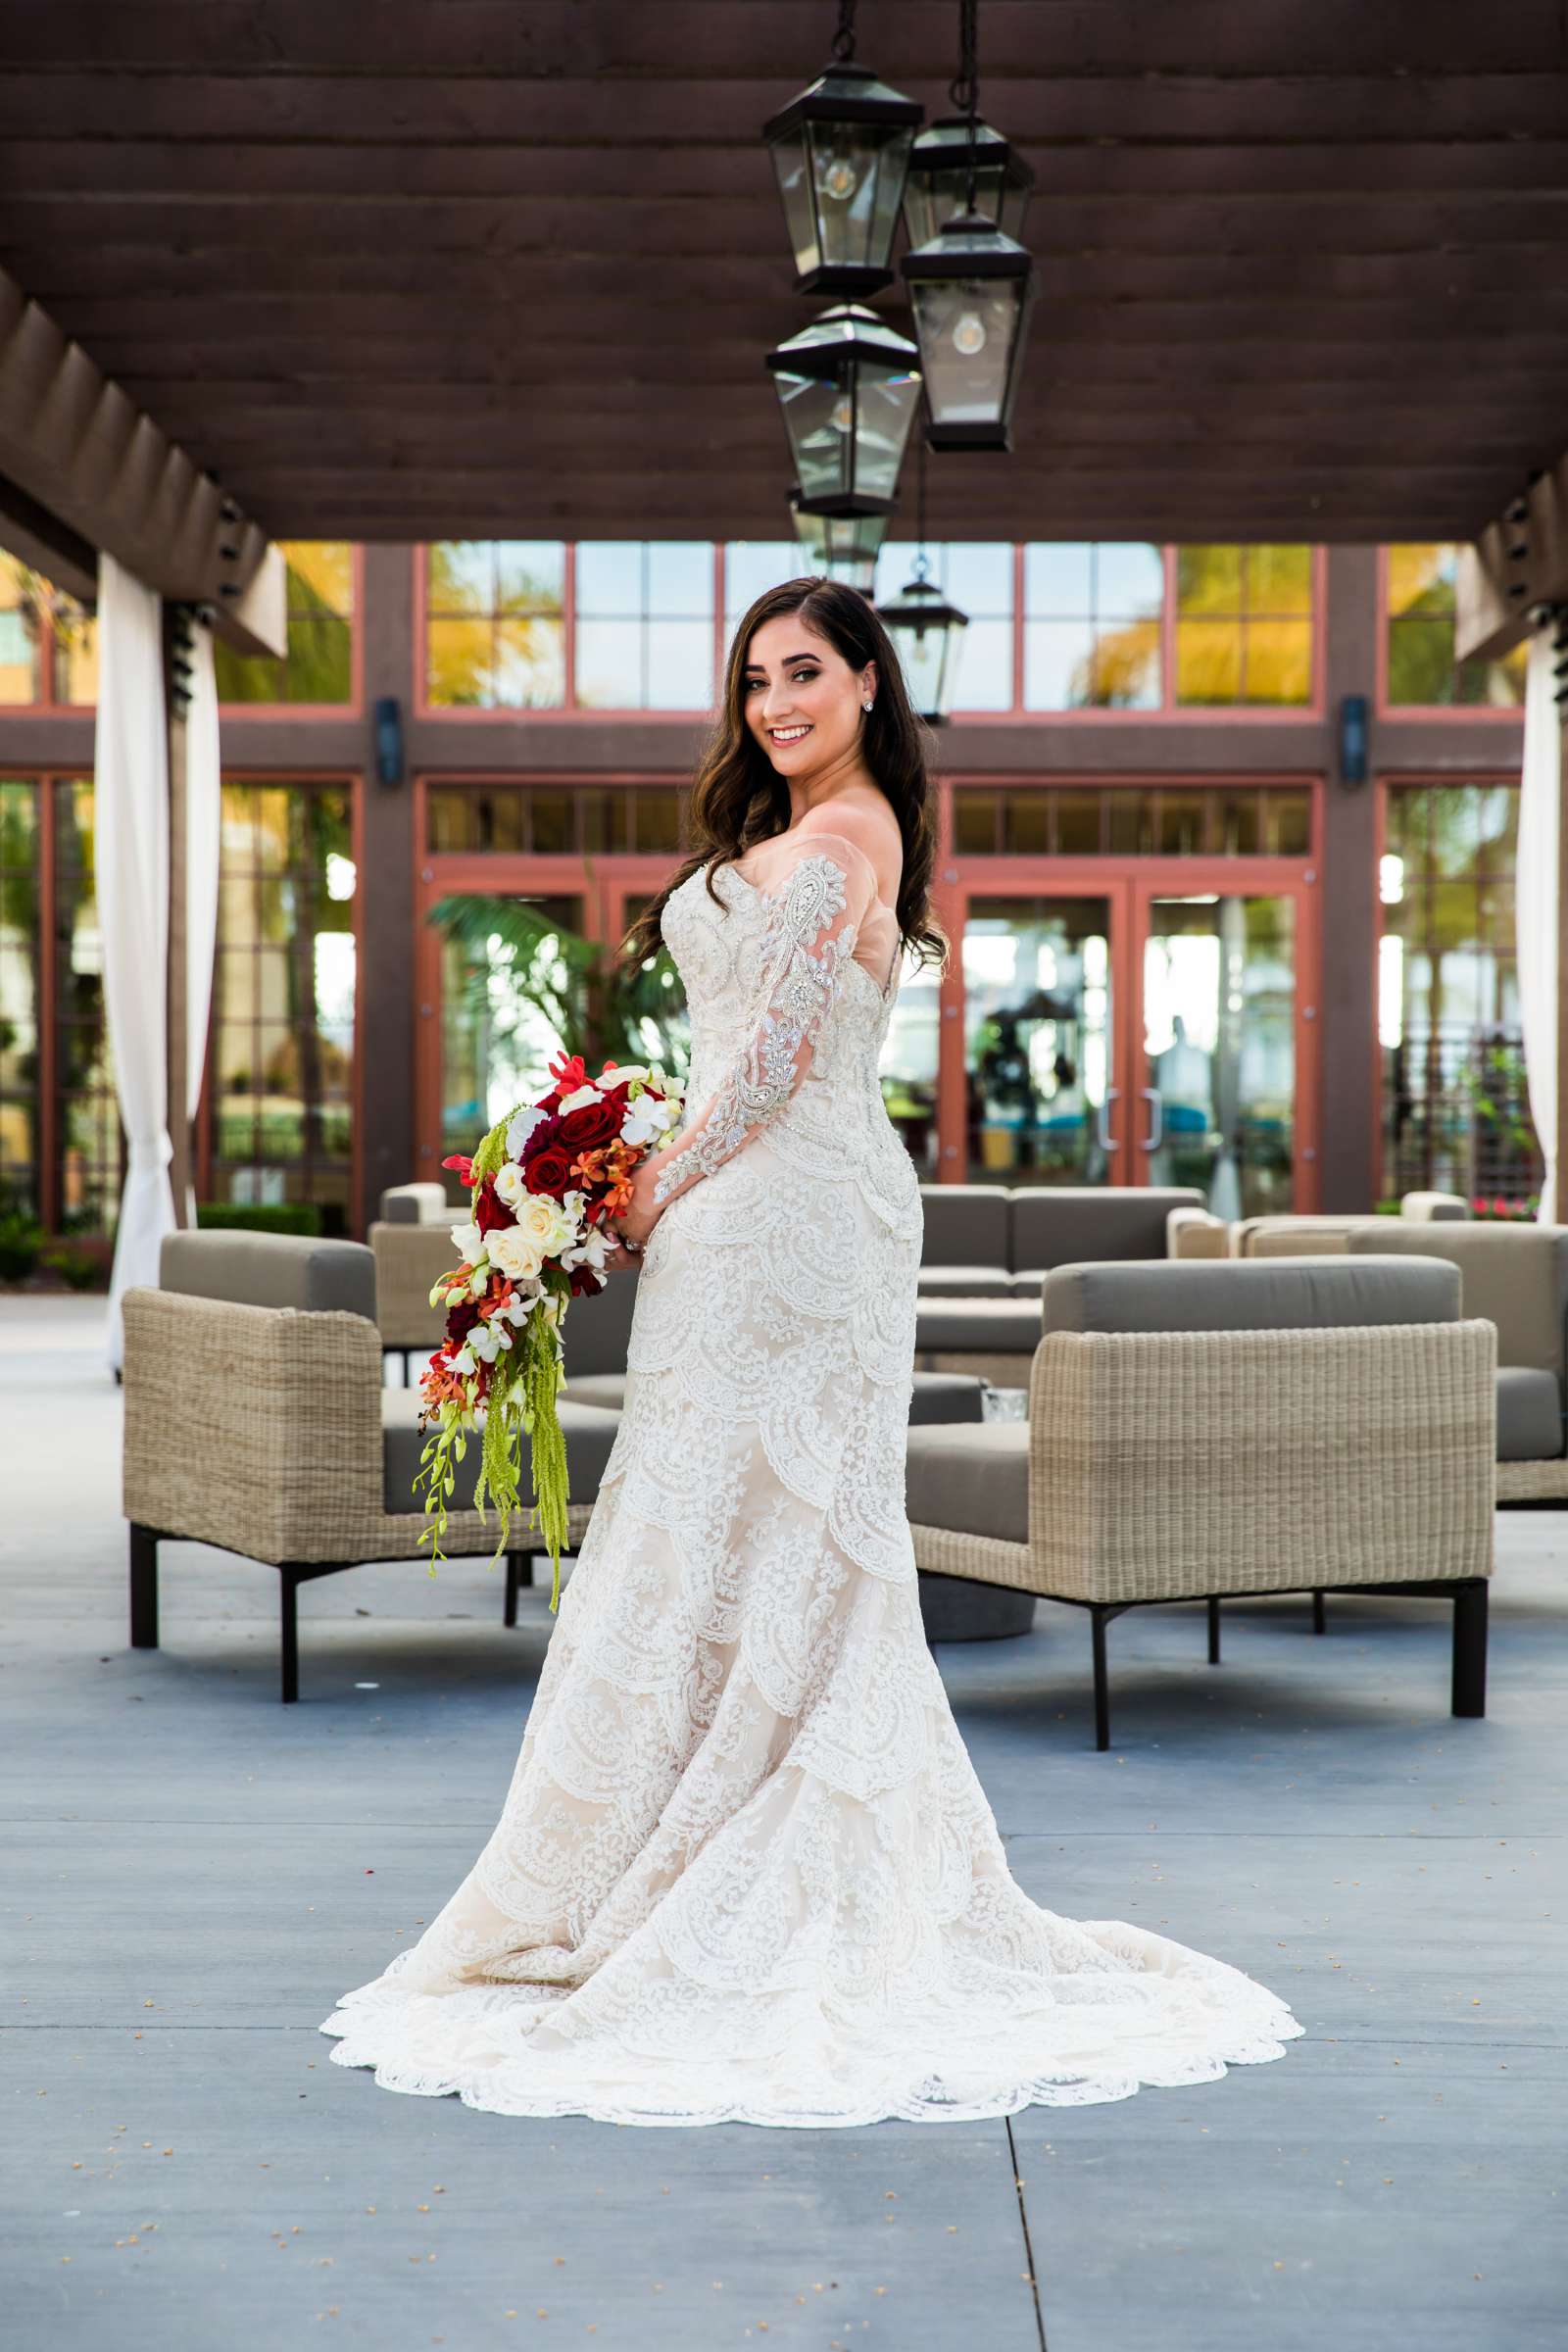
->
[[768, 724, 811, 744]]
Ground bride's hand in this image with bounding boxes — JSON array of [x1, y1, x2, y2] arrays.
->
[[602, 1159, 661, 1269]]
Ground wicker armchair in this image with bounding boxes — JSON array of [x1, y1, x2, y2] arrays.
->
[[122, 1232, 621, 1701], [369, 1219, 456, 1375], [906, 1255, 1495, 1748]]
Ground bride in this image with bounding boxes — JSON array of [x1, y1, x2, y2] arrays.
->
[[321, 579, 1301, 2127]]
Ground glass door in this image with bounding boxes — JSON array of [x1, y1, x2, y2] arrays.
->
[[1136, 887, 1312, 1215], [958, 890, 1131, 1186]]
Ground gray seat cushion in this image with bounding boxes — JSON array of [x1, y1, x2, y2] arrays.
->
[[381, 1391, 622, 1517], [379, 1182, 451, 1226], [908, 1372, 987, 1425], [560, 1271, 641, 1375], [918, 1184, 1010, 1270], [905, 1420, 1028, 1544], [161, 1230, 376, 1319], [1008, 1187, 1203, 1273], [914, 1297, 1044, 1354], [916, 1264, 1016, 1300], [564, 1371, 627, 1410], [1347, 1223, 1568, 1379], [1495, 1367, 1565, 1461], [1042, 1253, 1462, 1336]]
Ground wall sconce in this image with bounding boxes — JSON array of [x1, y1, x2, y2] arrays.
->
[[374, 695, 404, 787], [1339, 692, 1368, 789]]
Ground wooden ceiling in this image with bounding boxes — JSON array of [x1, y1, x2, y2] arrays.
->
[[4, 1, 1568, 545]]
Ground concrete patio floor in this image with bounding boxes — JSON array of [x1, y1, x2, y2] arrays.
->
[[4, 1293, 1564, 2351]]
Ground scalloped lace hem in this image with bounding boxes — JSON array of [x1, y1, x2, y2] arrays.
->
[[319, 1937, 1303, 2131]]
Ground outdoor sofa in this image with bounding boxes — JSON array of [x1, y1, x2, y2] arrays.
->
[[914, 1184, 1202, 1385], [1175, 1213, 1568, 1495], [122, 1232, 621, 1701], [904, 1254, 1495, 1748]]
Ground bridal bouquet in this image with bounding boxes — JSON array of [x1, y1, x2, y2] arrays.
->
[[415, 1052, 684, 1607]]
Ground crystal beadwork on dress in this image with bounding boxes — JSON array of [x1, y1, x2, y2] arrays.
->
[[320, 826, 1301, 2128]]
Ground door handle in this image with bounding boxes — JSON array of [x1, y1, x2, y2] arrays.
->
[[1140, 1088, 1164, 1152], [1096, 1087, 1121, 1153]]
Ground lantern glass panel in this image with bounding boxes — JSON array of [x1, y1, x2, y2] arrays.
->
[[910, 277, 1025, 428], [770, 140, 822, 280], [856, 363, 921, 503], [891, 609, 965, 717], [775, 371, 856, 504], [905, 162, 1028, 248], [806, 122, 915, 278]]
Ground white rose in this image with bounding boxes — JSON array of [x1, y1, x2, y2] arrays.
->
[[450, 1218, 482, 1263], [506, 1104, 548, 1158], [488, 1223, 547, 1284], [493, 1160, 529, 1209], [611, 1063, 650, 1089]]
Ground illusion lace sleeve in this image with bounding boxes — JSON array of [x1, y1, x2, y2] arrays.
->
[[645, 829, 881, 1212]]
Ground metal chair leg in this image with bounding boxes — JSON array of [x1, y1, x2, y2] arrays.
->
[[129, 1524, 160, 1649], [1206, 1594, 1221, 1664], [279, 1569, 302, 1704], [503, 1550, 534, 1628], [1091, 1606, 1111, 1751], [1451, 1579, 1488, 1718], [1312, 1589, 1327, 1636]]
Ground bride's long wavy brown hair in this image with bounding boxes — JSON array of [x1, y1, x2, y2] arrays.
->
[[618, 577, 947, 975]]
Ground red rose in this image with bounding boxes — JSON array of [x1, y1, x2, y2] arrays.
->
[[523, 1142, 575, 1199], [557, 1095, 620, 1150], [473, 1176, 512, 1235], [446, 1297, 482, 1346]]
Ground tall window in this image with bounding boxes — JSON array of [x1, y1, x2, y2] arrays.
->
[[424, 541, 566, 709], [1174, 545, 1314, 706], [1024, 542, 1162, 710], [575, 542, 713, 709], [0, 558, 97, 708], [1379, 781, 1540, 1205], [0, 776, 118, 1231], [215, 542, 356, 706], [874, 541, 1015, 710], [1385, 546, 1529, 710], [209, 783, 357, 1233]]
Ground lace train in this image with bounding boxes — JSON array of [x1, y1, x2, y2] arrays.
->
[[321, 840, 1302, 2126]]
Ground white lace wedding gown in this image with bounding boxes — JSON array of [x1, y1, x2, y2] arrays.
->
[[322, 824, 1301, 2127]]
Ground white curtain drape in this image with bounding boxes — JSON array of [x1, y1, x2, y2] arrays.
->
[[1517, 627, 1560, 1223], [97, 555, 174, 1370], [183, 623, 221, 1226]]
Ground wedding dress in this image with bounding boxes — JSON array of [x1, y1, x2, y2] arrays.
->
[[322, 819, 1301, 2127]]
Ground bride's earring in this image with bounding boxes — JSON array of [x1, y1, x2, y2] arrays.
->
[[861, 698, 874, 713]]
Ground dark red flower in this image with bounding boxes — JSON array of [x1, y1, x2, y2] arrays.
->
[[473, 1176, 512, 1235], [446, 1297, 482, 1346], [558, 1094, 620, 1150], [523, 1142, 575, 1199]]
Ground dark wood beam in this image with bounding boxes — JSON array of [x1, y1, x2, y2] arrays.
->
[[0, 269, 286, 650], [1457, 463, 1568, 662]]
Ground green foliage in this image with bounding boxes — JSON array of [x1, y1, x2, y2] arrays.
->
[[196, 1201, 324, 1237], [0, 1203, 45, 1283], [41, 1245, 103, 1292], [429, 890, 689, 1079]]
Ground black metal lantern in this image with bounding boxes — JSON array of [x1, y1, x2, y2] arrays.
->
[[902, 116, 1035, 247], [790, 490, 888, 588], [901, 211, 1034, 451], [767, 304, 921, 515], [761, 7, 923, 298], [878, 563, 969, 723]]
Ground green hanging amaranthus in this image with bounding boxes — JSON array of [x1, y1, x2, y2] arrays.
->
[[414, 1108, 574, 1610]]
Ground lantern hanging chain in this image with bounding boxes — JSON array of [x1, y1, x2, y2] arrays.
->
[[915, 421, 931, 582], [831, 0, 857, 63], [949, 0, 981, 213]]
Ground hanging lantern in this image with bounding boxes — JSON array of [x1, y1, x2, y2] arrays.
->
[[790, 491, 887, 589], [877, 563, 969, 725], [902, 116, 1035, 247], [901, 212, 1034, 452], [762, 54, 923, 296], [767, 304, 921, 515]]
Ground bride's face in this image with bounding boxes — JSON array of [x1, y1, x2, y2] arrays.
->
[[742, 614, 876, 778]]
